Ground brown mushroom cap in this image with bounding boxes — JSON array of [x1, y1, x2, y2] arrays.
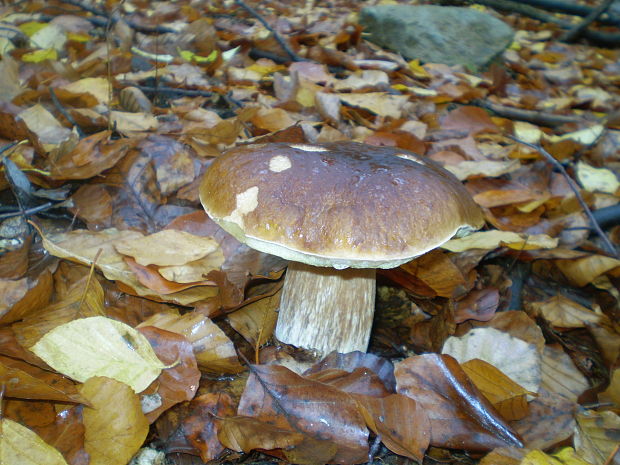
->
[[200, 142, 483, 269]]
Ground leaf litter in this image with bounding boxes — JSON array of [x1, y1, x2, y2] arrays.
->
[[0, 0, 619, 464]]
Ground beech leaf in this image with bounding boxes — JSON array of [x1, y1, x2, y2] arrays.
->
[[0, 418, 69, 465], [32, 316, 165, 393]]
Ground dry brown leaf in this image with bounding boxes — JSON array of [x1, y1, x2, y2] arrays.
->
[[339, 92, 409, 118], [555, 254, 620, 287], [227, 288, 281, 347], [12, 274, 105, 349], [49, 131, 132, 180], [0, 270, 53, 325], [529, 295, 603, 328], [80, 376, 149, 465], [0, 355, 86, 404], [115, 229, 219, 267], [40, 228, 218, 306], [137, 312, 242, 373]]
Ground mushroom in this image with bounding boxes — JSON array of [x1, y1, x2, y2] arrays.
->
[[199, 142, 483, 355]]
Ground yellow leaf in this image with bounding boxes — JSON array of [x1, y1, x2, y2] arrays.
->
[[462, 359, 530, 421], [442, 230, 558, 252], [114, 229, 219, 267], [555, 254, 620, 287], [407, 59, 431, 79], [21, 48, 57, 63], [576, 162, 620, 194], [0, 418, 69, 465], [81, 377, 149, 465], [67, 32, 91, 42], [32, 316, 166, 393], [18, 21, 48, 37]]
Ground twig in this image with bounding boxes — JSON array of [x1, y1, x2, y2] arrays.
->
[[120, 84, 213, 98], [50, 88, 84, 138], [0, 202, 54, 220], [474, 100, 586, 127], [464, 0, 620, 46], [58, 0, 177, 34], [592, 204, 620, 229], [509, 136, 618, 258], [513, 0, 620, 26], [561, 0, 616, 42], [235, 0, 304, 62]]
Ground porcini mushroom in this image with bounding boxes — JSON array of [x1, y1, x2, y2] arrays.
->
[[199, 142, 483, 355]]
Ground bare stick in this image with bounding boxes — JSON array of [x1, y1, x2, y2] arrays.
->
[[509, 136, 618, 258], [475, 100, 586, 127], [561, 0, 616, 42], [235, 0, 304, 62], [515, 0, 620, 25], [462, 0, 620, 46], [58, 0, 177, 34]]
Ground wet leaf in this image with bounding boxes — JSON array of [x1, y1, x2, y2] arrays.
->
[[395, 353, 522, 450], [137, 326, 200, 422], [238, 364, 370, 463]]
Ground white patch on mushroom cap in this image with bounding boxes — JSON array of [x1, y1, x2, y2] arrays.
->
[[222, 186, 259, 228], [396, 153, 426, 166], [289, 144, 328, 152], [269, 155, 292, 172]]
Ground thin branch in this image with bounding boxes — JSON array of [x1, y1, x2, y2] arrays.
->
[[464, 0, 620, 46], [50, 88, 84, 138], [509, 136, 618, 258], [474, 100, 586, 127], [120, 84, 213, 98], [0, 202, 55, 220], [514, 0, 620, 26], [58, 0, 177, 34], [235, 0, 304, 62], [560, 0, 616, 42]]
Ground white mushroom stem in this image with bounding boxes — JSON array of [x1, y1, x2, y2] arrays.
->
[[275, 262, 376, 355]]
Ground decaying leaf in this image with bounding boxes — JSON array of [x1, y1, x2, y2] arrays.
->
[[574, 410, 620, 465], [32, 316, 165, 392]]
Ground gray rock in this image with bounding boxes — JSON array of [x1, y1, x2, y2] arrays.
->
[[359, 5, 514, 69]]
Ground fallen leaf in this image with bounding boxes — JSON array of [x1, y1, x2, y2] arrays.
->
[[574, 410, 620, 465], [238, 364, 370, 463], [32, 316, 165, 393], [339, 92, 409, 118], [540, 345, 589, 403], [395, 353, 522, 450], [137, 326, 200, 423], [443, 327, 542, 394], [80, 376, 149, 465], [137, 312, 242, 373], [462, 359, 530, 421], [115, 229, 220, 267], [0, 418, 69, 465], [443, 230, 558, 252]]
